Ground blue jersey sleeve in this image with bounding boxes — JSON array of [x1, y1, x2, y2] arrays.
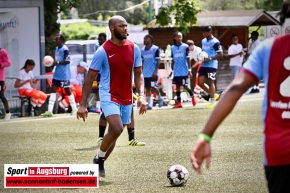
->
[[64, 49, 70, 62], [243, 38, 273, 81], [155, 47, 160, 59], [134, 44, 142, 68], [90, 47, 106, 71], [213, 42, 222, 52], [186, 47, 190, 58]]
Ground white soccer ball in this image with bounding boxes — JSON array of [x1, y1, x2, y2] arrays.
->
[[167, 164, 189, 186], [43, 55, 54, 67], [197, 51, 209, 62]]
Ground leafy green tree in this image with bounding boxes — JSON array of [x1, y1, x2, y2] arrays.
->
[[155, 0, 202, 34], [198, 0, 282, 11], [60, 23, 106, 40], [44, 0, 81, 55], [77, 0, 149, 24]]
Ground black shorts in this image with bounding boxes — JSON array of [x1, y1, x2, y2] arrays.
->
[[172, 76, 189, 87], [198, 67, 217, 80], [0, 81, 6, 92], [52, 79, 70, 88], [264, 164, 290, 193], [144, 77, 158, 89], [96, 73, 101, 83]]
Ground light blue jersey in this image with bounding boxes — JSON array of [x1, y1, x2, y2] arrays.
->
[[53, 45, 70, 80], [171, 43, 190, 77], [201, 37, 222, 69], [141, 45, 160, 78]]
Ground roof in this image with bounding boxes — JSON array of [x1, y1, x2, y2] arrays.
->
[[144, 9, 280, 29]]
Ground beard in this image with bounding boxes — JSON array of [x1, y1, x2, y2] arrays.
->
[[114, 28, 127, 40]]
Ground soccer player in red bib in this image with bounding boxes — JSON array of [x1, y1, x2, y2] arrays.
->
[[77, 15, 146, 177], [191, 3, 290, 192]]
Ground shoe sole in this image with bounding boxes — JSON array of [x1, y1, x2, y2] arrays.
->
[[99, 172, 106, 177]]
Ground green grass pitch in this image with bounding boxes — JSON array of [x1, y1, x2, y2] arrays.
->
[[0, 96, 267, 193]]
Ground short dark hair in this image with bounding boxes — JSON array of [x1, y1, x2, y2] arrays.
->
[[58, 34, 65, 42], [251, 31, 259, 37], [231, 35, 238, 40], [186, 40, 194, 46], [203, 26, 212, 32], [98, 33, 106, 39], [144, 34, 153, 41]]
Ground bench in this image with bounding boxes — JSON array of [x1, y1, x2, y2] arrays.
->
[[12, 94, 51, 117]]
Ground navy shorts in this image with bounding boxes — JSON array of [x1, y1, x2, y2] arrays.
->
[[144, 77, 158, 89], [198, 67, 217, 80], [0, 81, 6, 92], [172, 76, 189, 87], [265, 164, 290, 193], [52, 79, 70, 88]]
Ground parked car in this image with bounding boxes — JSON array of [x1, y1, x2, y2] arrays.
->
[[64, 40, 98, 67]]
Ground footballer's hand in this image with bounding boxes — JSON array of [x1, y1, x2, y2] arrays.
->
[[190, 138, 211, 174], [77, 106, 88, 122], [137, 96, 146, 115]]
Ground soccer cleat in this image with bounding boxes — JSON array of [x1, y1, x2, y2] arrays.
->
[[127, 139, 146, 146], [158, 98, 163, 108], [173, 102, 183, 108], [71, 110, 77, 116], [93, 155, 105, 177], [214, 93, 220, 101], [97, 137, 103, 147], [191, 96, 197, 106], [4, 113, 11, 121], [205, 103, 215, 109], [41, 111, 53, 117]]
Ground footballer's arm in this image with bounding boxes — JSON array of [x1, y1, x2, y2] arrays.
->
[[77, 69, 98, 121], [134, 66, 146, 114]]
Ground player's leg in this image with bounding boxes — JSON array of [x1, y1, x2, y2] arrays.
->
[[151, 77, 163, 108], [145, 78, 153, 109], [64, 85, 77, 115], [97, 113, 107, 146], [198, 73, 210, 94], [127, 108, 145, 146], [93, 101, 128, 177], [173, 77, 183, 108], [41, 80, 58, 117], [0, 81, 10, 121], [183, 77, 196, 106], [205, 68, 219, 109]]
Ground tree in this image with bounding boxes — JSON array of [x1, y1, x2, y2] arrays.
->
[[44, 0, 81, 55], [77, 0, 149, 24], [199, 0, 282, 11], [155, 0, 202, 34]]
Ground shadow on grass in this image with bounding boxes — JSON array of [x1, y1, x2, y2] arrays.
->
[[99, 180, 113, 186], [74, 146, 98, 151]]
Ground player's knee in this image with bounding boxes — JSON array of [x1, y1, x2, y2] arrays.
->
[[0, 92, 7, 103], [110, 126, 123, 136]]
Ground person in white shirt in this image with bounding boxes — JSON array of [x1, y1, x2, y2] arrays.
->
[[186, 40, 202, 106], [228, 35, 245, 78], [58, 61, 88, 110], [14, 59, 48, 111]]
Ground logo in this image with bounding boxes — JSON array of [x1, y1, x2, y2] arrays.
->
[[109, 54, 115, 58], [4, 164, 99, 188]]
